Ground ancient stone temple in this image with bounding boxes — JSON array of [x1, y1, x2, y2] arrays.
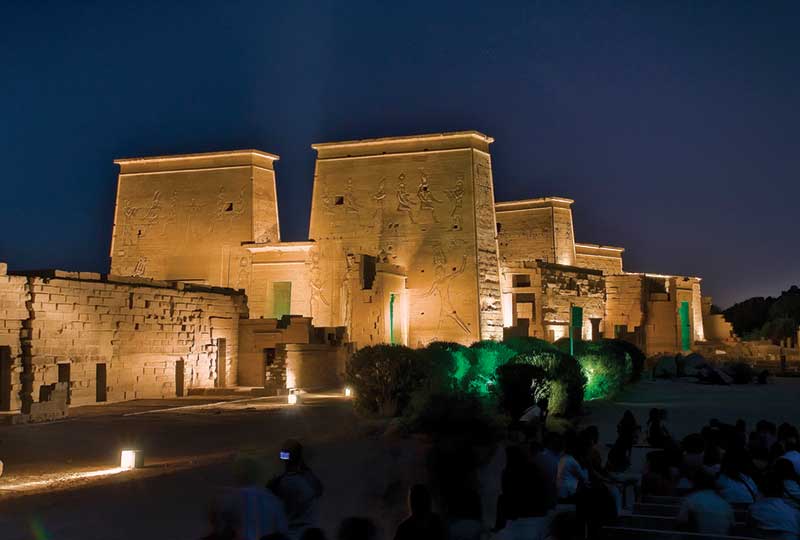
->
[[0, 129, 716, 414], [108, 131, 704, 356]]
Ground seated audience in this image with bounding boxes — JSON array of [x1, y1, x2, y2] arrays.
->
[[556, 431, 589, 502], [338, 518, 378, 540], [716, 448, 760, 504], [532, 431, 562, 510], [775, 458, 800, 511], [676, 469, 734, 535], [749, 473, 800, 540]]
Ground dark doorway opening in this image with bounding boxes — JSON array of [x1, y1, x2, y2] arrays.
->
[[175, 359, 185, 397], [58, 362, 71, 404], [96, 363, 107, 402]]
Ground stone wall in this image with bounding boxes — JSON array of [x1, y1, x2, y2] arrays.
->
[[309, 132, 502, 347], [0, 264, 29, 411], [574, 243, 624, 274], [110, 150, 279, 291], [238, 316, 314, 389], [496, 197, 576, 267], [0, 269, 246, 411], [538, 262, 605, 341], [282, 342, 351, 390]]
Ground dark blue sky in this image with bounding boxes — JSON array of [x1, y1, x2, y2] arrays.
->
[[2, 1, 798, 308]]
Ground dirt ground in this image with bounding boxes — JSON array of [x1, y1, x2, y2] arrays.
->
[[2, 378, 800, 540]]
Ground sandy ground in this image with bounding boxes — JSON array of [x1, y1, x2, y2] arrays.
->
[[2, 378, 799, 540]]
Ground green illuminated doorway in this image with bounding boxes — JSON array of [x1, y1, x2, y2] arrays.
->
[[272, 281, 292, 319], [389, 293, 396, 344], [679, 301, 691, 351]]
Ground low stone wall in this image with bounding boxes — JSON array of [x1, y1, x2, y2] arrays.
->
[[0, 266, 247, 411], [281, 342, 351, 391]]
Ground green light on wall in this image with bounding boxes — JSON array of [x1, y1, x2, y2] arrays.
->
[[679, 301, 691, 351], [389, 293, 396, 345]]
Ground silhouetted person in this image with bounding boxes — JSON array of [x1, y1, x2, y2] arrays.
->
[[717, 448, 760, 504], [617, 410, 640, 447], [338, 518, 378, 540], [394, 485, 444, 540], [268, 440, 324, 540], [676, 469, 734, 535], [494, 445, 532, 530], [208, 456, 288, 540], [749, 472, 800, 539], [556, 431, 589, 502], [531, 431, 562, 510], [775, 458, 800, 511], [647, 408, 673, 449]]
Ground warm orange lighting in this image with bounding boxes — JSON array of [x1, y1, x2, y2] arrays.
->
[[287, 393, 298, 405], [344, 386, 352, 397], [120, 449, 142, 470]]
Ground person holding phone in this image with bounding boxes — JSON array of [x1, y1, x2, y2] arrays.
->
[[268, 440, 325, 540]]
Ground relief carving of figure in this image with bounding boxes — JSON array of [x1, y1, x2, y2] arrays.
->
[[343, 178, 360, 214], [396, 174, 416, 223], [340, 251, 356, 327], [417, 170, 442, 222], [185, 198, 206, 240], [235, 255, 250, 289], [132, 257, 148, 277], [421, 255, 471, 335], [371, 177, 386, 225], [445, 177, 465, 229]]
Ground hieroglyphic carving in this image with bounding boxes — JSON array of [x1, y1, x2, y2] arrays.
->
[[308, 248, 329, 315], [235, 254, 251, 290], [445, 176, 465, 230], [344, 178, 360, 214], [422, 254, 470, 335], [416, 170, 442, 222], [395, 174, 415, 223], [340, 251, 356, 327], [132, 257, 148, 277], [371, 177, 387, 225], [185, 198, 206, 240]]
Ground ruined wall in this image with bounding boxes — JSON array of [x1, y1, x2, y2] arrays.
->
[[110, 150, 279, 292], [309, 132, 501, 347], [3, 271, 246, 411], [574, 244, 624, 275], [0, 264, 29, 410], [282, 343, 350, 390], [605, 274, 646, 334], [238, 317, 313, 388], [538, 262, 605, 341]]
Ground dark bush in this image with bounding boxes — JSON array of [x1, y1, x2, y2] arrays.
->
[[723, 361, 756, 384], [495, 362, 547, 419], [554, 338, 643, 398], [345, 344, 423, 416], [504, 336, 560, 355], [467, 340, 517, 394]]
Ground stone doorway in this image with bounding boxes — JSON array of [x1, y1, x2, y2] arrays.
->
[[58, 362, 71, 405], [175, 359, 185, 397], [96, 363, 107, 402], [0, 346, 11, 411]]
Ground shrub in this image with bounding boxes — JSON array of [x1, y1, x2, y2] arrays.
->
[[467, 340, 517, 394], [554, 338, 643, 399], [345, 344, 423, 416], [723, 361, 755, 384], [494, 362, 547, 419], [578, 352, 632, 401], [510, 350, 586, 416], [504, 336, 560, 355]]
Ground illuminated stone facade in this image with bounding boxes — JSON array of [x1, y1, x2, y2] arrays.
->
[[107, 131, 705, 358], [0, 266, 246, 412]]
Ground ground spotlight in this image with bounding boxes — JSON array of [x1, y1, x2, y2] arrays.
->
[[120, 449, 143, 470]]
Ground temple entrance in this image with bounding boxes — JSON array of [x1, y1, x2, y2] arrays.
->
[[175, 359, 185, 397], [96, 363, 107, 402], [0, 346, 11, 411], [58, 362, 71, 404]]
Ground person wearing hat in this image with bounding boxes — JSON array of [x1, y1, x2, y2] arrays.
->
[[268, 439, 324, 540]]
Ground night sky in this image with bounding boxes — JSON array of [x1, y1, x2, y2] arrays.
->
[[2, 1, 798, 308]]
